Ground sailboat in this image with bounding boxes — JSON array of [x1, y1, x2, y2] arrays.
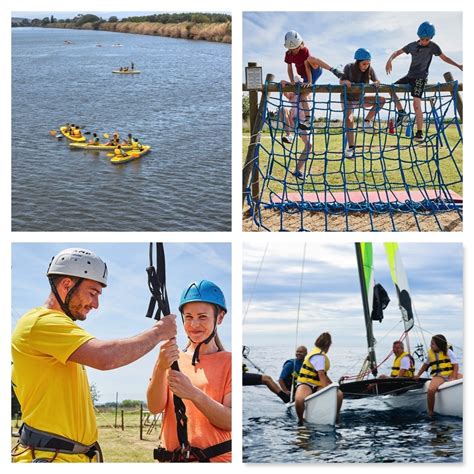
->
[[339, 243, 463, 418]]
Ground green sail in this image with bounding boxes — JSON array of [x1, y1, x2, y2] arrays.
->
[[384, 243, 414, 332]]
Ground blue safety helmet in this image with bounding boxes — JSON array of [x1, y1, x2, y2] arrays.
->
[[417, 21, 435, 39], [354, 48, 371, 61], [179, 280, 227, 314]]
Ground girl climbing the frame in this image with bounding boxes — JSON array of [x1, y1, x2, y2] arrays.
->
[[147, 280, 231, 462], [339, 48, 385, 159], [284, 31, 342, 129]]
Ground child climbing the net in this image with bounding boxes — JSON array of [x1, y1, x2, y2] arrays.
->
[[386, 21, 463, 142], [275, 79, 313, 179], [339, 48, 385, 159], [284, 30, 342, 130]]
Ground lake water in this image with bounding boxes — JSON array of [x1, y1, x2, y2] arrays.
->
[[243, 345, 463, 463], [12, 28, 231, 231]]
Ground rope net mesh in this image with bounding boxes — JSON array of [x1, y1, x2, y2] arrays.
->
[[245, 81, 462, 232]]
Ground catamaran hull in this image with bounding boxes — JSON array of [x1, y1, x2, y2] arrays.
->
[[382, 379, 463, 418], [288, 383, 339, 425]]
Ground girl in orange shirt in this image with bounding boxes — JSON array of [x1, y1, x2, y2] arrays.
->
[[147, 280, 231, 462]]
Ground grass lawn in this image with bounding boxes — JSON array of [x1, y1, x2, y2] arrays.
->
[[242, 121, 462, 231]]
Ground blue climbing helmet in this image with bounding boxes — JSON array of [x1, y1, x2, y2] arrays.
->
[[179, 280, 227, 314], [417, 21, 435, 39], [354, 48, 371, 61]]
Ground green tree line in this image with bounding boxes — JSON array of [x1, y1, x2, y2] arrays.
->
[[12, 12, 231, 28]]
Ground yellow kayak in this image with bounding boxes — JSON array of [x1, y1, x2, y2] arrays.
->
[[110, 146, 151, 164], [60, 126, 86, 142], [112, 70, 141, 74], [69, 142, 134, 151]]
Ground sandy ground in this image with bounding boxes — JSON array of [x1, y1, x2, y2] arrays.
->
[[242, 208, 462, 232]]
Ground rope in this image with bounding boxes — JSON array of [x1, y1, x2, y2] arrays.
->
[[246, 80, 463, 231], [291, 243, 307, 399], [243, 242, 268, 325]]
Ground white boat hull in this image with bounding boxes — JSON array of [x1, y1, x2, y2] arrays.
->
[[382, 378, 463, 418], [288, 383, 339, 425]]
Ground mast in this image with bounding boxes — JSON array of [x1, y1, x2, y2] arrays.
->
[[355, 243, 378, 377]]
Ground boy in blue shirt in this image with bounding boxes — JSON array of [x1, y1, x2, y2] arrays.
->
[[386, 21, 462, 142]]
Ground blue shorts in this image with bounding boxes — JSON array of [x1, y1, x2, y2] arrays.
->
[[303, 66, 323, 85]]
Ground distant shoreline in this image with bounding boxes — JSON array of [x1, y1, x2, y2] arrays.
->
[[15, 21, 232, 44]]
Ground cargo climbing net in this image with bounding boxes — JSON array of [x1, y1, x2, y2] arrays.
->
[[244, 80, 463, 232]]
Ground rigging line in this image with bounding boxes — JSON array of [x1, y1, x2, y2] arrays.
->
[[243, 242, 269, 325], [291, 243, 307, 401]]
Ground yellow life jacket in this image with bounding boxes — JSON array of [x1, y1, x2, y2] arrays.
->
[[428, 349, 453, 377], [391, 351, 415, 377], [114, 148, 122, 156], [73, 128, 82, 137], [297, 347, 330, 387]]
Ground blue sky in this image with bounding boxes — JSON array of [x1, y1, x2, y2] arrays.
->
[[243, 12, 463, 85], [243, 242, 463, 367], [11, 243, 231, 403]]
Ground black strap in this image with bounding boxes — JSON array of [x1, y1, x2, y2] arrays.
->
[[154, 439, 232, 462], [48, 276, 83, 321], [145, 243, 189, 451]]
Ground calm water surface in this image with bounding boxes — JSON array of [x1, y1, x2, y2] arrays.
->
[[12, 28, 231, 231], [243, 346, 463, 463]]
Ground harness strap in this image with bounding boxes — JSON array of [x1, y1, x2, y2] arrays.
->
[[154, 439, 232, 463], [145, 243, 189, 451], [48, 276, 83, 321], [19, 424, 102, 461]]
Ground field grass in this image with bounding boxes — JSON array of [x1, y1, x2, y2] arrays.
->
[[243, 121, 463, 231], [11, 409, 162, 463]]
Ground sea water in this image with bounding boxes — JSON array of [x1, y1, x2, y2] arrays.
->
[[12, 27, 231, 231], [243, 345, 463, 463]]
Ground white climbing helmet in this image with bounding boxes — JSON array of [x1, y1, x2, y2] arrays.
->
[[47, 248, 108, 286], [284, 31, 303, 50]]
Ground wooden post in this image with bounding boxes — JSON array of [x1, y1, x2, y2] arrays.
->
[[139, 404, 143, 440], [242, 71, 274, 209], [121, 410, 124, 431], [114, 392, 118, 428], [444, 72, 463, 121], [247, 62, 258, 133]]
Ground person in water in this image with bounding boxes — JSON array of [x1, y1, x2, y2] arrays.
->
[[147, 280, 231, 462], [294, 332, 343, 425], [243, 363, 291, 404], [415, 334, 462, 416]]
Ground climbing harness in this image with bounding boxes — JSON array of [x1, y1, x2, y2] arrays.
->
[[12, 423, 103, 462]]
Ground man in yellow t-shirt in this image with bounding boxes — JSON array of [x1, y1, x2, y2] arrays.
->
[[11, 248, 177, 463]]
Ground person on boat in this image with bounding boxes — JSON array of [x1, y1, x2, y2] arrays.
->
[[131, 62, 135, 70], [131, 138, 144, 151], [243, 363, 291, 404], [72, 126, 82, 138], [121, 133, 134, 146], [113, 145, 127, 157], [278, 345, 307, 399], [119, 67, 123, 71], [294, 332, 343, 425], [88, 133, 100, 145], [414, 334, 462, 417], [147, 280, 231, 463], [11, 248, 177, 463], [380, 340, 415, 378], [105, 133, 120, 147]]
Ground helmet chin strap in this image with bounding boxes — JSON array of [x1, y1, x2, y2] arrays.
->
[[48, 277, 83, 321], [187, 319, 218, 366]]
